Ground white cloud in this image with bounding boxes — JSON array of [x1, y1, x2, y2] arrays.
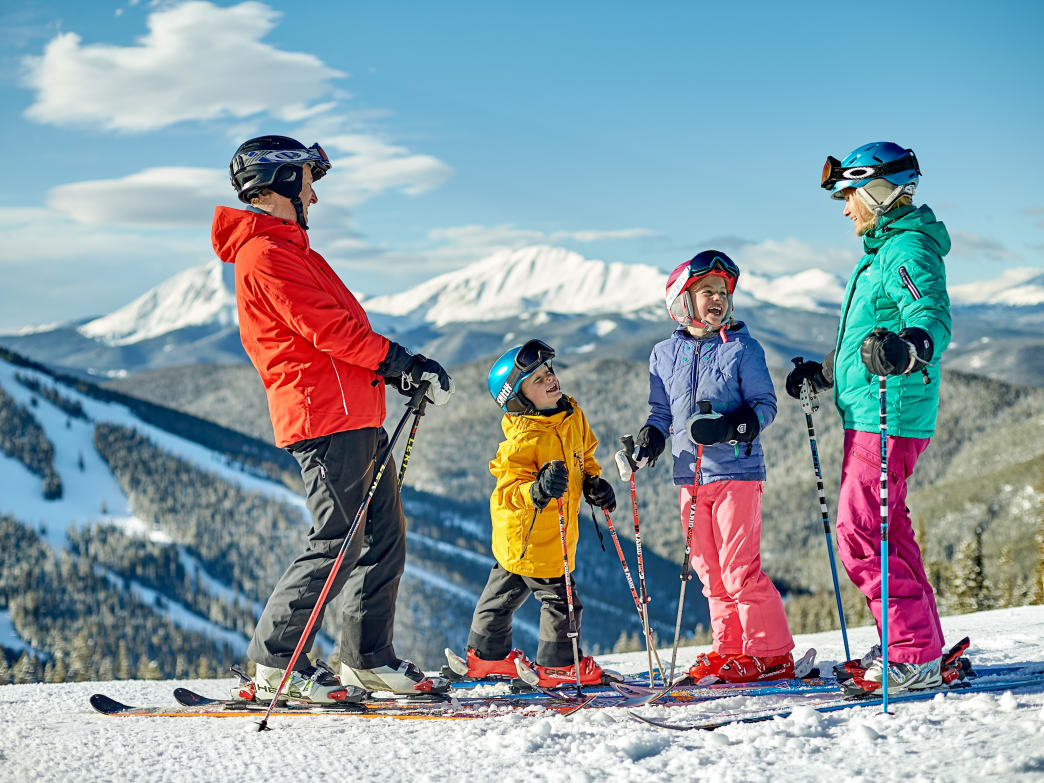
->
[[22, 1, 346, 132], [549, 228, 658, 242], [317, 133, 454, 207], [713, 236, 858, 275], [48, 167, 233, 226]]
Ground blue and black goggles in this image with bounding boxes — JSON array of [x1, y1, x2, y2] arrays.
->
[[820, 150, 919, 191]]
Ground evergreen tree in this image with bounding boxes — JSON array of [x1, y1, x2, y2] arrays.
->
[[950, 526, 994, 613], [117, 640, 134, 680], [997, 546, 1015, 608], [12, 651, 41, 684], [0, 652, 11, 685]]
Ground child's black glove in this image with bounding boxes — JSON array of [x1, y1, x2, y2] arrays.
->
[[686, 401, 727, 445], [633, 425, 666, 468], [726, 404, 760, 443], [582, 475, 616, 512], [531, 460, 569, 510], [784, 352, 833, 399]]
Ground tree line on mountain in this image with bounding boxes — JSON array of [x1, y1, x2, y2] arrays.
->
[[13, 372, 87, 421], [0, 383, 62, 500], [0, 346, 301, 491], [0, 513, 235, 685]]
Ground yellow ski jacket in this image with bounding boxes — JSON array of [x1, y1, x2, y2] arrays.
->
[[489, 396, 602, 578]]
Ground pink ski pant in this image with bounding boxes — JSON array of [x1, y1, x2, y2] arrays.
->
[[836, 429, 944, 664], [679, 480, 794, 657]]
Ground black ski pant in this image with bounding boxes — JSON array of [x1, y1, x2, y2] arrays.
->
[[247, 427, 406, 672], [467, 562, 583, 668]]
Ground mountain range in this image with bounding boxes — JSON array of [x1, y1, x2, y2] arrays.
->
[[2, 245, 1042, 385]]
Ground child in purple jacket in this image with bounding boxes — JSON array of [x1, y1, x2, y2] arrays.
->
[[631, 250, 795, 683]]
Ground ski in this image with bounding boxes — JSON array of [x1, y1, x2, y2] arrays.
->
[[628, 670, 1044, 731]]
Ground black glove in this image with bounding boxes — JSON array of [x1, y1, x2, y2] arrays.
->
[[860, 327, 932, 376], [686, 400, 729, 445], [377, 342, 455, 405], [531, 460, 569, 510], [725, 404, 760, 443], [633, 425, 666, 468], [582, 475, 616, 513], [785, 352, 834, 399]]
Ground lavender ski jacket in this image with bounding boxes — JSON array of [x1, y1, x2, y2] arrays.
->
[[644, 323, 777, 485]]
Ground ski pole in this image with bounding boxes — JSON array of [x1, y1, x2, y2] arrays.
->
[[668, 422, 707, 684], [556, 496, 584, 697], [878, 374, 890, 714], [617, 434, 665, 685], [791, 358, 851, 661], [601, 506, 665, 685], [257, 382, 430, 731]]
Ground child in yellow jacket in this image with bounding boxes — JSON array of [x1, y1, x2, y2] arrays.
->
[[444, 339, 618, 687]]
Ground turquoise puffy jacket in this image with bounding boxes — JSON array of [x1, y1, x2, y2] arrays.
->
[[833, 204, 951, 438]]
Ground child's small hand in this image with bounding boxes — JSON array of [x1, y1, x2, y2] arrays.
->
[[582, 475, 616, 512], [686, 402, 729, 445], [531, 460, 569, 509]]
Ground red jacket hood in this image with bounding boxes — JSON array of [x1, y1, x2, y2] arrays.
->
[[211, 206, 308, 263]]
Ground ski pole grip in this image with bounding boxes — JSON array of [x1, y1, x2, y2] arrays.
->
[[791, 356, 804, 369], [407, 380, 430, 414], [618, 434, 638, 469]]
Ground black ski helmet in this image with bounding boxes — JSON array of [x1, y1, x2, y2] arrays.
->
[[229, 135, 331, 229]]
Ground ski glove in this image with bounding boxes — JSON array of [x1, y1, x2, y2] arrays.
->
[[784, 351, 834, 399], [726, 403, 761, 443], [632, 425, 666, 468], [686, 400, 728, 445], [530, 460, 569, 510], [860, 327, 933, 376], [377, 342, 455, 405], [582, 474, 616, 513]]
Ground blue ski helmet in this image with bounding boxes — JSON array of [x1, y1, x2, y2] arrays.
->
[[821, 141, 920, 207], [488, 339, 555, 413]]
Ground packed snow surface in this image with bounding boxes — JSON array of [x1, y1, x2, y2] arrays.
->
[[4, 606, 1044, 783]]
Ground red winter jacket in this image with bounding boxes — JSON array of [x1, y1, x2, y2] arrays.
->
[[211, 207, 390, 447]]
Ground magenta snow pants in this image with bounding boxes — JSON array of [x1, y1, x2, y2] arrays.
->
[[836, 429, 944, 664], [679, 480, 794, 657]]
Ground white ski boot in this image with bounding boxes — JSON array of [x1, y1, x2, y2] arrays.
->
[[251, 662, 365, 704], [862, 656, 943, 692], [340, 659, 450, 696]]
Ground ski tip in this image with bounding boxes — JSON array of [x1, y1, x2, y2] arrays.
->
[[173, 688, 224, 707], [89, 693, 132, 715]]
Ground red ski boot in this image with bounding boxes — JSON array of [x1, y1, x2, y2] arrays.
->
[[443, 647, 531, 680], [515, 655, 619, 688], [717, 652, 795, 683], [686, 651, 733, 683]]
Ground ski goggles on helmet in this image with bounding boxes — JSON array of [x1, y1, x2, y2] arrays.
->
[[232, 142, 332, 180], [490, 339, 556, 410], [820, 150, 919, 191], [665, 252, 739, 322]]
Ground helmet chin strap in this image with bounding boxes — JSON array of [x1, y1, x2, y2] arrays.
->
[[686, 295, 733, 335], [290, 196, 309, 230], [856, 181, 916, 216]]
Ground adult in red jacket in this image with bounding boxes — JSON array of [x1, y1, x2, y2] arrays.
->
[[214, 135, 454, 700]]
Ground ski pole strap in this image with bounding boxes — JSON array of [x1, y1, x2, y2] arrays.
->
[[587, 502, 606, 551]]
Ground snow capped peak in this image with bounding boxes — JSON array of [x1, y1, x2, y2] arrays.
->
[[949, 268, 1044, 307], [362, 244, 665, 326], [78, 260, 238, 345], [739, 268, 847, 313]]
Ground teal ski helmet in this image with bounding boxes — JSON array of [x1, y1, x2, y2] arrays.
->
[[488, 339, 555, 413], [821, 141, 920, 213]]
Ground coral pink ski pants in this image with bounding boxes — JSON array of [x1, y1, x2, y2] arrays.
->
[[679, 480, 794, 657], [836, 429, 944, 664]]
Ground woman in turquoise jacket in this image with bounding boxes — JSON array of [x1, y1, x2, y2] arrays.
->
[[786, 142, 952, 693]]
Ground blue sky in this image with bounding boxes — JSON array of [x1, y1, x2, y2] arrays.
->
[[1, 0, 1042, 332]]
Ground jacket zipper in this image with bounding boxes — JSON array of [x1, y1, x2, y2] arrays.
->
[[329, 356, 349, 415]]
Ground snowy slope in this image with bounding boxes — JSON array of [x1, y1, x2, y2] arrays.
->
[[77, 260, 237, 346], [3, 607, 1044, 783], [950, 268, 1044, 307]]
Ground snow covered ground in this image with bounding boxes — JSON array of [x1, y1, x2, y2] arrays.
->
[[3, 606, 1044, 783]]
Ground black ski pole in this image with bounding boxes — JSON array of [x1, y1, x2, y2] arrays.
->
[[257, 382, 430, 731], [791, 358, 851, 661]]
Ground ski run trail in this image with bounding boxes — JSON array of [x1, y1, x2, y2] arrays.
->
[[1, 606, 1043, 783]]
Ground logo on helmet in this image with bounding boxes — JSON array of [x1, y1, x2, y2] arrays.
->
[[495, 381, 514, 407]]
